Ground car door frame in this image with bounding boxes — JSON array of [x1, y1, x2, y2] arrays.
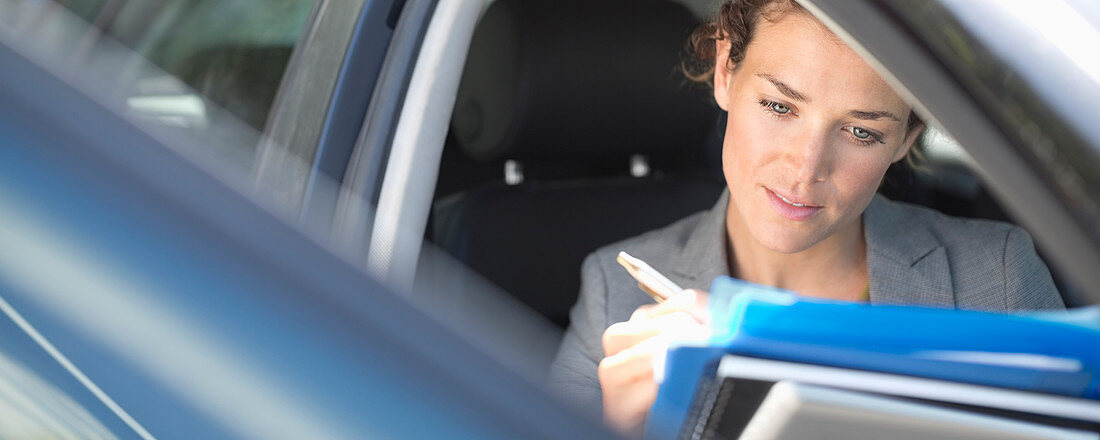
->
[[333, 0, 481, 289], [254, 0, 413, 222]]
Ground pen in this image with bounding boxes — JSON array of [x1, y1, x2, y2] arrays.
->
[[616, 251, 684, 303]]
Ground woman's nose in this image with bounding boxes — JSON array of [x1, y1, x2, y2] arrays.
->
[[786, 129, 831, 184]]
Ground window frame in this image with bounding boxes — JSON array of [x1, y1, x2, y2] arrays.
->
[[334, 0, 487, 289], [252, 0, 369, 214]]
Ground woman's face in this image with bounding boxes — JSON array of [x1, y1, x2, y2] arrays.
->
[[714, 11, 920, 254]]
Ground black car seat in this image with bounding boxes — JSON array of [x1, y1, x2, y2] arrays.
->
[[430, 0, 725, 329]]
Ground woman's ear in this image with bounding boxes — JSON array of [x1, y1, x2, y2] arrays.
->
[[713, 38, 733, 111], [892, 124, 925, 163]]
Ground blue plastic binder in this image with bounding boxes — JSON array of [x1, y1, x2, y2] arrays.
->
[[644, 276, 1100, 440]]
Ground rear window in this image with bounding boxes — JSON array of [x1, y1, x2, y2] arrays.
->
[[1, 0, 316, 175]]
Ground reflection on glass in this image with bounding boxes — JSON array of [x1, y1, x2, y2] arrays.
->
[[0, 0, 314, 178], [922, 126, 976, 169], [0, 352, 119, 439], [893, 0, 1100, 243]]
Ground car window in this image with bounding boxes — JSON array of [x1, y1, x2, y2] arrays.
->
[[849, 0, 1100, 305], [896, 0, 1100, 244], [0, 0, 315, 177], [124, 0, 313, 131], [420, 0, 1098, 345]]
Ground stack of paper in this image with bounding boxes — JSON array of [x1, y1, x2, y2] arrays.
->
[[644, 277, 1100, 440]]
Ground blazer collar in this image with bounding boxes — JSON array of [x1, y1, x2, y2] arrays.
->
[[670, 191, 731, 290], [863, 194, 955, 307], [668, 191, 955, 307]]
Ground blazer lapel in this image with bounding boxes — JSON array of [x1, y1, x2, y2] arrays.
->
[[670, 191, 731, 291], [864, 194, 955, 308]]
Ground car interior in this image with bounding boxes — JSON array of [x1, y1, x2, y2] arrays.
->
[[429, 0, 726, 329], [57, 0, 1080, 338], [423, 0, 1079, 335]]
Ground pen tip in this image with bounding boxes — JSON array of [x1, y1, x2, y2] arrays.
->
[[616, 251, 637, 272], [617, 251, 636, 264]]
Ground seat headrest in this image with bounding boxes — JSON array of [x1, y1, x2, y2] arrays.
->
[[451, 0, 714, 163]]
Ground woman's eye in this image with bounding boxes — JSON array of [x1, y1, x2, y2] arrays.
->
[[846, 126, 885, 145], [757, 99, 795, 118]]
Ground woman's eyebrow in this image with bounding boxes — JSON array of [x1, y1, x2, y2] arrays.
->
[[848, 109, 900, 122], [756, 73, 809, 103], [756, 72, 901, 122]]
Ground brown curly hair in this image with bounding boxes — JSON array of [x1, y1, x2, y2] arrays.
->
[[683, 0, 925, 136]]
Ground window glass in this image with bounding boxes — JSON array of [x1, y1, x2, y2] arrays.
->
[[120, 0, 313, 130], [0, 0, 315, 176], [896, 0, 1100, 244]]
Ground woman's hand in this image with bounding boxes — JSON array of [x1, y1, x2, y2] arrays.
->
[[598, 289, 710, 436]]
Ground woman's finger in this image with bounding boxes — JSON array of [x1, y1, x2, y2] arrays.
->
[[602, 375, 659, 436], [599, 336, 667, 436], [602, 311, 702, 357], [629, 303, 658, 321], [598, 334, 666, 386], [634, 289, 710, 322]]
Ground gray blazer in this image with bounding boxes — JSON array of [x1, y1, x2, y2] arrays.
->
[[548, 191, 1065, 413]]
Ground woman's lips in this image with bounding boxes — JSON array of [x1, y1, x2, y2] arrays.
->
[[765, 188, 823, 221]]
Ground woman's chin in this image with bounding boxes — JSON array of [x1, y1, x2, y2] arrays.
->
[[751, 228, 824, 254]]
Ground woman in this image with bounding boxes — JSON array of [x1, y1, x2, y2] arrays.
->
[[548, 0, 1065, 436]]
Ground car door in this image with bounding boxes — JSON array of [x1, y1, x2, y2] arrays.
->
[[0, 2, 613, 439]]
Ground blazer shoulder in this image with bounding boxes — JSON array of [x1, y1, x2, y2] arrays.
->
[[872, 197, 1062, 310], [875, 197, 1016, 251]]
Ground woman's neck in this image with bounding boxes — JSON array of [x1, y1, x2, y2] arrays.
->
[[725, 205, 868, 301]]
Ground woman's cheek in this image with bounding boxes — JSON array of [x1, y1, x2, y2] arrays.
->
[[721, 120, 755, 175], [729, 118, 780, 167], [835, 151, 891, 203]]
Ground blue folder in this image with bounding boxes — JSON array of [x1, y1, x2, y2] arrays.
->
[[645, 276, 1100, 440]]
